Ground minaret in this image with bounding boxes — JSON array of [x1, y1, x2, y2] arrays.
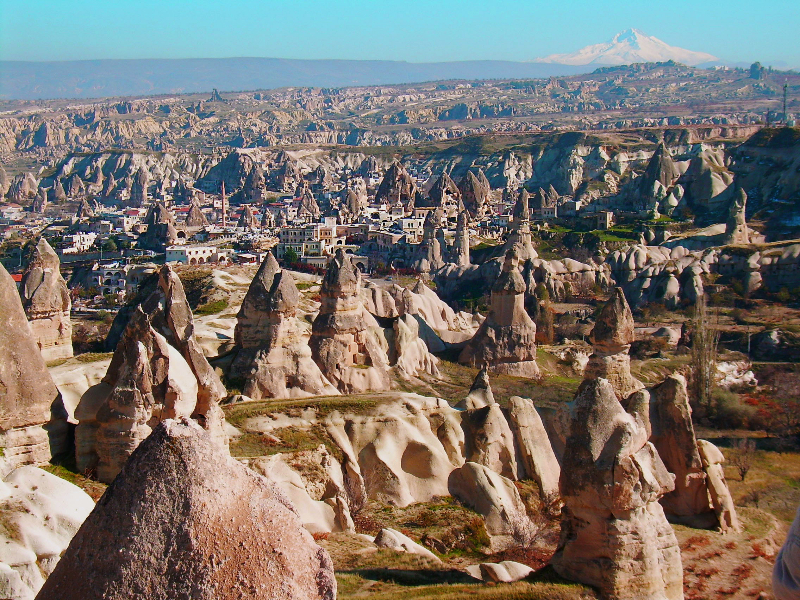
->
[[221, 181, 227, 228]]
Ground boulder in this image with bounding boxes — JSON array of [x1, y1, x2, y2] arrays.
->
[[0, 263, 59, 466], [459, 248, 539, 377], [35, 418, 336, 600], [230, 252, 338, 399], [552, 378, 683, 600], [448, 462, 536, 551], [374, 528, 441, 562], [19, 238, 73, 362]]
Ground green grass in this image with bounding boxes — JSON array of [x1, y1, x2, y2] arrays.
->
[[229, 424, 342, 460], [41, 464, 107, 501], [74, 352, 114, 363], [296, 281, 318, 291], [223, 394, 384, 427], [335, 570, 591, 600], [195, 299, 229, 315]]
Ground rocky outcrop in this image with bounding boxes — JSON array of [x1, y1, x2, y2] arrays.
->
[[448, 462, 536, 551], [36, 418, 336, 600], [230, 252, 337, 399], [461, 403, 519, 480], [583, 288, 643, 400], [504, 190, 537, 261], [0, 263, 60, 467], [552, 378, 683, 600], [697, 439, 741, 534], [722, 187, 750, 245], [375, 161, 419, 211], [455, 367, 494, 410], [0, 464, 95, 600], [184, 200, 208, 228], [453, 209, 470, 267], [138, 201, 179, 251], [326, 394, 462, 508], [458, 169, 490, 220], [19, 238, 73, 362], [649, 375, 718, 528], [428, 172, 460, 208], [310, 249, 390, 393], [75, 265, 227, 483], [297, 182, 321, 221], [391, 314, 440, 379], [459, 248, 538, 377], [507, 396, 561, 501], [237, 204, 258, 229], [374, 528, 441, 562]]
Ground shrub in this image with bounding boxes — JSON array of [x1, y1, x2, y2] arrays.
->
[[195, 299, 228, 316], [712, 388, 756, 429]]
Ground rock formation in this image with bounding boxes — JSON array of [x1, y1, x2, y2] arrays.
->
[[237, 204, 258, 229], [0, 464, 95, 600], [391, 313, 440, 378], [456, 367, 495, 410], [75, 265, 227, 483], [448, 462, 536, 551], [461, 403, 519, 480], [297, 182, 321, 221], [185, 199, 208, 228], [0, 262, 60, 466], [453, 209, 470, 267], [428, 172, 461, 208], [138, 201, 179, 250], [650, 375, 715, 526], [583, 288, 644, 400], [230, 252, 337, 400], [722, 187, 750, 245], [459, 248, 539, 377], [37, 418, 336, 600], [310, 249, 390, 393], [504, 189, 537, 261], [552, 378, 683, 600], [458, 169, 490, 220], [19, 237, 73, 362], [375, 161, 419, 211], [414, 209, 444, 273], [507, 396, 561, 501], [697, 439, 741, 533], [75, 198, 93, 220]]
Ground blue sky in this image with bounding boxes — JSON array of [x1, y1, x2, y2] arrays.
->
[[1, 0, 798, 67]]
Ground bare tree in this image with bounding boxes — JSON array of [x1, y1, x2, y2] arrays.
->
[[691, 294, 720, 415], [730, 438, 757, 482]]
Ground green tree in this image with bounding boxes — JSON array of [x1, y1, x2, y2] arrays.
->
[[283, 247, 299, 265], [101, 238, 118, 252]]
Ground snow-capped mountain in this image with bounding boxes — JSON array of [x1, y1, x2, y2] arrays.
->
[[536, 29, 718, 66]]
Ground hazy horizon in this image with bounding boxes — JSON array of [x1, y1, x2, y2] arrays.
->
[[1, 0, 798, 68]]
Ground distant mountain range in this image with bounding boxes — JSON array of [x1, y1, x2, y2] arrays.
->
[[537, 28, 719, 67], [0, 59, 591, 101], [0, 29, 724, 101]]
